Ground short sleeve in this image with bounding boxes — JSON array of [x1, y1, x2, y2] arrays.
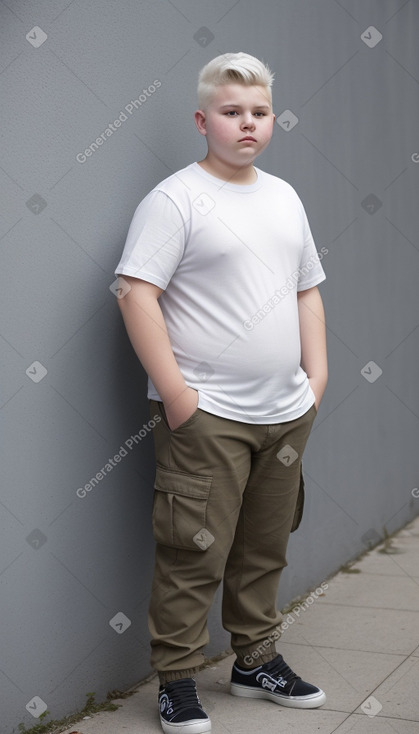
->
[[114, 190, 186, 289], [296, 202, 326, 292]]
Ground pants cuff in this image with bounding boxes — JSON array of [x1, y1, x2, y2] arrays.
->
[[158, 667, 202, 685], [233, 641, 278, 668]]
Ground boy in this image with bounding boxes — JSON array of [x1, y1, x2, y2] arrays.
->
[[115, 52, 328, 734]]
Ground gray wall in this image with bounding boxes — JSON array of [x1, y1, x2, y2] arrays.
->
[[1, 0, 418, 731]]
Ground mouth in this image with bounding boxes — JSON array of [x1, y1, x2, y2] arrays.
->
[[238, 137, 257, 142]]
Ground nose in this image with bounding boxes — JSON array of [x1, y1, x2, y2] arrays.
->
[[241, 112, 255, 130]]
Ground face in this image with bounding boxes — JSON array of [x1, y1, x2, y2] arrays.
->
[[195, 83, 275, 170]]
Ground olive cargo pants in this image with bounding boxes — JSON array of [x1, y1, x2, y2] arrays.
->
[[148, 400, 317, 683]]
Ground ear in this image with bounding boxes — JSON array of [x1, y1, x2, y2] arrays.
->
[[194, 110, 207, 136]]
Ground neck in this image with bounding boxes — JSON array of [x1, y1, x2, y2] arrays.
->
[[197, 156, 257, 185]]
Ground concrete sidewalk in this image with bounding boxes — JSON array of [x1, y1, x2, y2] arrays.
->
[[61, 516, 419, 734]]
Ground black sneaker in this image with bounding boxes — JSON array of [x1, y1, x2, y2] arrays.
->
[[158, 678, 211, 733], [230, 654, 326, 708]]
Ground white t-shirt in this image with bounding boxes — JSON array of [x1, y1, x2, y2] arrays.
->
[[115, 162, 326, 424]]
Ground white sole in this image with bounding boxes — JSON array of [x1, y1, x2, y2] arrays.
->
[[230, 682, 326, 709], [160, 716, 211, 733]]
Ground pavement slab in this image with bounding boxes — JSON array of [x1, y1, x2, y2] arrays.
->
[[59, 516, 419, 734]]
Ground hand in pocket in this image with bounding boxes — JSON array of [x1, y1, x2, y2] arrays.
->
[[164, 387, 199, 431]]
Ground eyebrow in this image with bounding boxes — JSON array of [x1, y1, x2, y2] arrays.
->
[[219, 103, 271, 110]]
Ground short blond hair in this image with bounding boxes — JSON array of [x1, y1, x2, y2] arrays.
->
[[197, 52, 274, 109]]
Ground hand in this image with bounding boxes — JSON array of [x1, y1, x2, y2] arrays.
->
[[164, 387, 199, 431]]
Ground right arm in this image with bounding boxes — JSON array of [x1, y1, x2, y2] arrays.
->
[[117, 276, 198, 430]]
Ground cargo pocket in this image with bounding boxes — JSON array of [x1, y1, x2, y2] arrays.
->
[[152, 463, 213, 551], [290, 466, 305, 533]]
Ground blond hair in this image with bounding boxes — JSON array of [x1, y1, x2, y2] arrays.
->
[[197, 52, 274, 109]]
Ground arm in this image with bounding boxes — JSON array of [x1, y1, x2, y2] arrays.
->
[[297, 285, 328, 410], [117, 276, 198, 430]]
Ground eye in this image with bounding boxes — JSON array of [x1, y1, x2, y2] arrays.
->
[[223, 110, 268, 117]]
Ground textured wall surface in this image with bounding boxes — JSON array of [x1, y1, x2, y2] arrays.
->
[[1, 0, 418, 731]]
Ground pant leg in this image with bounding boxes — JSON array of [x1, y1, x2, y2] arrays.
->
[[222, 404, 317, 666], [148, 401, 262, 682]]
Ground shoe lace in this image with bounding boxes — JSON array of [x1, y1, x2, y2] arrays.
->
[[165, 679, 201, 711], [264, 655, 300, 690]]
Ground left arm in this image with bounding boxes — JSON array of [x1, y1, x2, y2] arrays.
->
[[297, 286, 328, 410]]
